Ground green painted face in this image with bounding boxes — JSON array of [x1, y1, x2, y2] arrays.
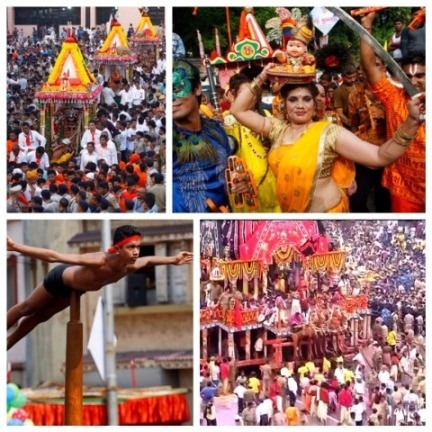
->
[[172, 69, 192, 100], [172, 61, 198, 100]]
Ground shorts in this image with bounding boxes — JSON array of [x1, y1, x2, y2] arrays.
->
[[43, 264, 85, 297]]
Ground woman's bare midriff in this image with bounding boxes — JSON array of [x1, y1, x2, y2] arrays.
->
[[308, 177, 343, 212]]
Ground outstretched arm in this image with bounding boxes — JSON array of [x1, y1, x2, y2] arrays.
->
[[134, 251, 193, 269], [360, 12, 384, 86], [7, 236, 105, 266]]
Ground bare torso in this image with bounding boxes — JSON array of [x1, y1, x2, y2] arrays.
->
[[59, 254, 136, 291]]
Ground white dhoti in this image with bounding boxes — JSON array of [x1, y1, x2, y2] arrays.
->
[[317, 400, 328, 422], [310, 396, 317, 417], [390, 364, 399, 381], [291, 298, 301, 315]]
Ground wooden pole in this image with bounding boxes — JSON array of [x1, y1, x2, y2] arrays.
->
[[245, 329, 251, 360], [225, 7, 232, 49], [64, 290, 83, 425]]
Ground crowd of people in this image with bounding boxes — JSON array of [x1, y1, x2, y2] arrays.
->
[[7, 14, 166, 213], [199, 220, 425, 426], [173, 7, 425, 213]]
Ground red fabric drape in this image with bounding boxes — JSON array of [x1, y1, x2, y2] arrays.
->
[[24, 393, 190, 426]]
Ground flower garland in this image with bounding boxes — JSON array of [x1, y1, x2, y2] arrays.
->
[[273, 246, 297, 264], [304, 251, 347, 271], [221, 260, 260, 281]]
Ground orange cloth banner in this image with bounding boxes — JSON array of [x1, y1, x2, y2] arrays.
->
[[24, 393, 190, 426], [341, 294, 368, 314], [200, 307, 259, 327]]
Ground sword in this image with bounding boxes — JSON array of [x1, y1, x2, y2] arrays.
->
[[204, 55, 220, 111], [325, 7, 419, 97]]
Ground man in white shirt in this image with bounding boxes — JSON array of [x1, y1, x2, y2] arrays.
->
[[334, 362, 346, 385], [118, 108, 132, 122], [81, 120, 101, 149], [126, 119, 137, 155], [351, 397, 365, 425], [399, 352, 414, 386], [130, 81, 145, 107], [256, 397, 273, 425], [353, 376, 366, 398], [393, 402, 407, 426], [378, 365, 390, 387], [27, 146, 50, 170], [95, 134, 118, 167], [18, 122, 46, 152], [233, 382, 246, 415], [9, 144, 27, 165], [100, 81, 117, 106], [287, 376, 298, 396], [118, 82, 133, 109], [404, 389, 419, 412], [79, 142, 99, 171], [93, 68, 104, 85]]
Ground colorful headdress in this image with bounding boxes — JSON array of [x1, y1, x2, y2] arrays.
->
[[266, 9, 316, 85], [292, 24, 314, 46]]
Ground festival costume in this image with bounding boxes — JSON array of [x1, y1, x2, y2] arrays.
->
[[267, 119, 355, 212], [371, 75, 425, 212], [173, 117, 231, 213], [43, 264, 85, 297], [223, 112, 281, 212]]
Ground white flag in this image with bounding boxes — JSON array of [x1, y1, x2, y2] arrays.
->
[[310, 7, 339, 36], [87, 296, 118, 381]]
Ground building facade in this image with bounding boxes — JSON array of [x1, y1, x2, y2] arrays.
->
[[7, 7, 164, 37]]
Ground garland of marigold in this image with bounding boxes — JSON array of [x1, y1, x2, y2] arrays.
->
[[304, 251, 347, 271], [222, 261, 260, 281], [274, 247, 295, 265]]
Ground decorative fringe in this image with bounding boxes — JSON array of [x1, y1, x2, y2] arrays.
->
[[174, 118, 227, 164]]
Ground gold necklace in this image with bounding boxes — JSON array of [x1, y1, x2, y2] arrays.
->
[[285, 121, 313, 143]]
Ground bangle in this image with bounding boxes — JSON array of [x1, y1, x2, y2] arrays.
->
[[256, 74, 266, 84], [252, 77, 263, 89], [247, 78, 262, 96], [393, 127, 416, 147]]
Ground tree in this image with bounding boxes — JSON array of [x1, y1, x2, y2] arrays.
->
[[173, 7, 412, 63]]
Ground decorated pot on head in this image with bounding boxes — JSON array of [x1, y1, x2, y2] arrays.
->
[[268, 10, 316, 85]]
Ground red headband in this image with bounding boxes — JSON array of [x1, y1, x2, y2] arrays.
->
[[107, 235, 141, 254]]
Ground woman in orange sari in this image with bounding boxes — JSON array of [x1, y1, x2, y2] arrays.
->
[[230, 63, 425, 213]]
